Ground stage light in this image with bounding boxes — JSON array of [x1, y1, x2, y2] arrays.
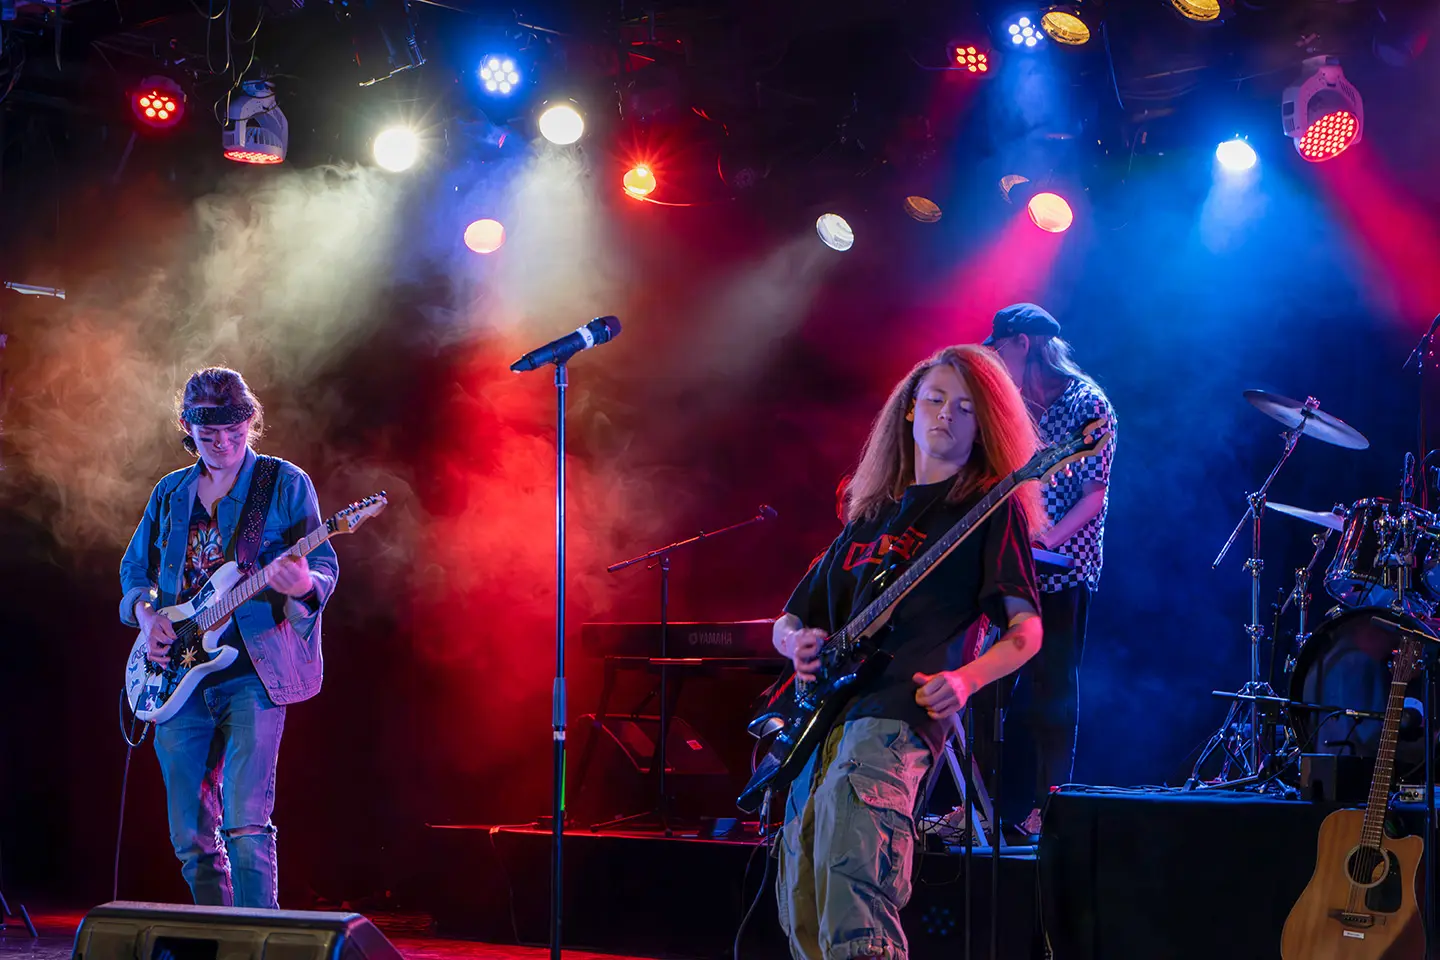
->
[[373, 127, 419, 171], [131, 76, 185, 129], [537, 102, 584, 145], [1281, 56, 1364, 162], [1040, 7, 1091, 45], [222, 80, 287, 165], [622, 164, 657, 198], [464, 218, 506, 254], [903, 196, 942, 222], [1215, 138, 1257, 172], [1027, 192, 1073, 233], [816, 213, 854, 252], [1170, 0, 1221, 21], [950, 43, 991, 73], [479, 55, 521, 95], [1005, 15, 1044, 48]]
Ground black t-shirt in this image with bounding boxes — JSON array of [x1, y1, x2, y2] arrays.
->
[[783, 477, 1039, 753], [179, 496, 255, 684]]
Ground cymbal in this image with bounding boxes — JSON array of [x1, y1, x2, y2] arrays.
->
[[1266, 501, 1346, 532], [1244, 390, 1369, 449]]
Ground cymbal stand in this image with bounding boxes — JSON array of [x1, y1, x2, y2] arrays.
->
[[1195, 402, 1316, 785]]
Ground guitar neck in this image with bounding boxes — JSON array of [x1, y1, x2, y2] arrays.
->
[[1360, 638, 1419, 848], [196, 527, 331, 631], [834, 473, 1019, 649]]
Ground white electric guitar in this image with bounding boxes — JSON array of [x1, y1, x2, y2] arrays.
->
[[124, 492, 388, 723]]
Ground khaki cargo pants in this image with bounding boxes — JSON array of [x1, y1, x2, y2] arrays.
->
[[775, 717, 933, 960]]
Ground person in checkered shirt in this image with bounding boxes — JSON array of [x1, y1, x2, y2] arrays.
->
[[985, 302, 1116, 838]]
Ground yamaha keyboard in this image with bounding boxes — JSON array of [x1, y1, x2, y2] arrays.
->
[[582, 550, 1073, 659]]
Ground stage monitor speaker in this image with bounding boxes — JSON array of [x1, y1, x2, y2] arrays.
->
[[71, 901, 404, 960]]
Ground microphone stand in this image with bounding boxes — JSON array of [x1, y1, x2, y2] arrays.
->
[[602, 506, 777, 836], [550, 360, 568, 960], [508, 317, 621, 960]]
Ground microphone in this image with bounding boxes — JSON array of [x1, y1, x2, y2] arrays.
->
[[1403, 452, 1417, 503], [510, 316, 621, 372], [760, 504, 778, 520]]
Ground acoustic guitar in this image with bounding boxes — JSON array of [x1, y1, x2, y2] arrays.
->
[[1280, 633, 1426, 959]]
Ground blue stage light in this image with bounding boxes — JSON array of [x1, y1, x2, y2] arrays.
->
[[480, 55, 521, 95]]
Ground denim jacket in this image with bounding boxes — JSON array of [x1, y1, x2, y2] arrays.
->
[[119, 447, 340, 706]]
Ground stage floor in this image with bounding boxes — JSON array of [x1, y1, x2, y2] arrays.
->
[[1, 911, 658, 960]]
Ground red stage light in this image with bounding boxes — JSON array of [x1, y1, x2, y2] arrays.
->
[[131, 77, 185, 129], [623, 164, 657, 198], [951, 44, 991, 74], [1296, 110, 1358, 162], [223, 149, 285, 165]]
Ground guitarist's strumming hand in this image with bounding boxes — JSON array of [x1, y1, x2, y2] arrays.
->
[[912, 670, 979, 720], [773, 615, 827, 682], [137, 602, 177, 667], [267, 555, 315, 598]]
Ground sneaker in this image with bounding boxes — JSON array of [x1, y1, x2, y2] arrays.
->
[[1018, 808, 1044, 838]]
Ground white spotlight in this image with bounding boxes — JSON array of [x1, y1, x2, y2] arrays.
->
[[1215, 138, 1257, 172], [222, 80, 287, 164], [538, 102, 585, 145], [816, 213, 854, 252], [373, 127, 420, 171]]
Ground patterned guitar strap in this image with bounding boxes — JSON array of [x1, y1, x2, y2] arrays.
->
[[235, 455, 281, 573]]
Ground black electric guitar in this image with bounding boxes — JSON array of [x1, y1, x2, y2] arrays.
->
[[736, 419, 1111, 814]]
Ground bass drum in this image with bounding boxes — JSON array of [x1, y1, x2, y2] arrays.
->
[[1288, 606, 1432, 769]]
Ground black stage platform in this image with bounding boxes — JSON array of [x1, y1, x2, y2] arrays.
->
[[423, 824, 1042, 959], [420, 787, 1435, 960]]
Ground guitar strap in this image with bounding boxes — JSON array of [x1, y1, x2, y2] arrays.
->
[[235, 455, 281, 572]]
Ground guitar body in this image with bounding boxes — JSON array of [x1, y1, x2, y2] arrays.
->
[[125, 561, 243, 724], [1281, 808, 1426, 959], [737, 642, 892, 814]]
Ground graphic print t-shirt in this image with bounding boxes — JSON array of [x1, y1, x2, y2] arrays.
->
[[179, 495, 254, 682], [783, 477, 1039, 753]]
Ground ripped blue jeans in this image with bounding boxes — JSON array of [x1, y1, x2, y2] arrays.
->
[[776, 717, 933, 960], [153, 672, 286, 908]]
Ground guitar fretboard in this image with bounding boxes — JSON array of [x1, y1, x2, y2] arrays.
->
[[195, 526, 331, 631], [833, 474, 1018, 652], [1359, 638, 1419, 851]]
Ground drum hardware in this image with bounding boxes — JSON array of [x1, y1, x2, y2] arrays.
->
[[1280, 528, 1336, 681], [1198, 393, 1369, 787]]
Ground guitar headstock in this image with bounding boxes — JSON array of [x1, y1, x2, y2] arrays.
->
[[1393, 637, 1423, 685], [327, 492, 389, 536], [1020, 418, 1113, 486]]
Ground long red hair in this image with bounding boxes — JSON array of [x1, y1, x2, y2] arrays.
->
[[844, 344, 1045, 533]]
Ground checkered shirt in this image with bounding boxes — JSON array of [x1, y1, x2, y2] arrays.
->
[[1036, 378, 1116, 593]]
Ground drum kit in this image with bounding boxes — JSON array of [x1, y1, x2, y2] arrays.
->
[[1190, 389, 1440, 790]]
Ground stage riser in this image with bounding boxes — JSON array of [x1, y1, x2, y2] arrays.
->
[[1040, 788, 1434, 960], [422, 826, 1043, 959]]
